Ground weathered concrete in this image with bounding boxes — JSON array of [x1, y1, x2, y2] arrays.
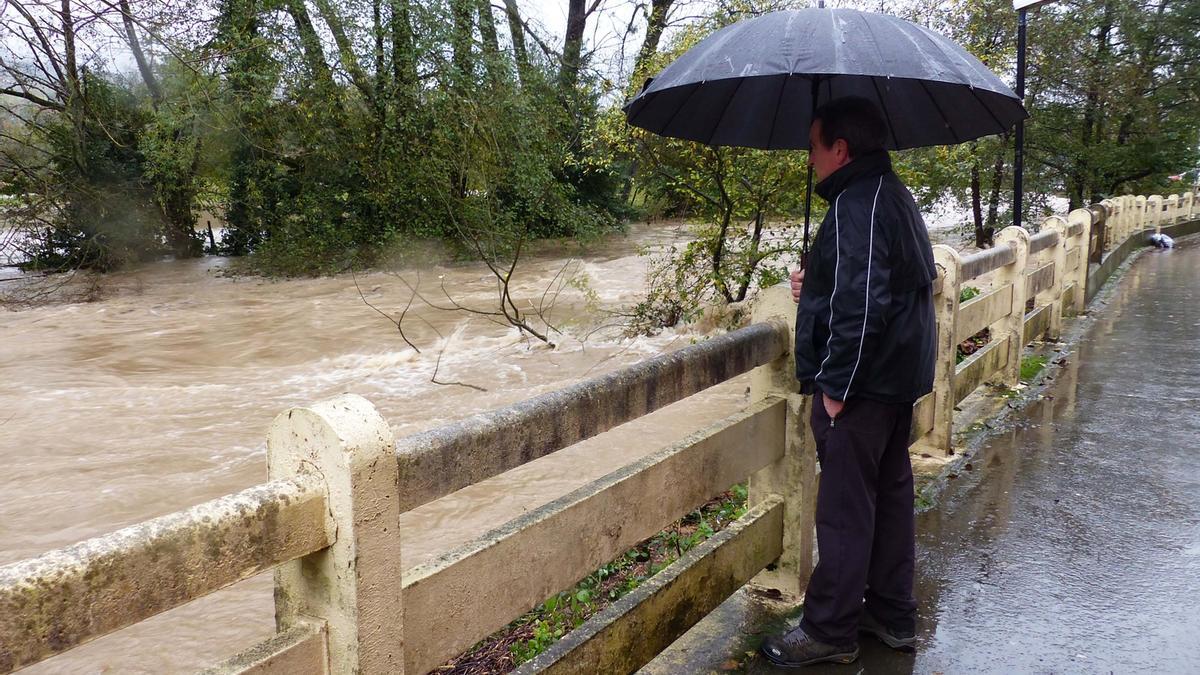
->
[[267, 394, 402, 674], [201, 622, 328, 675], [401, 398, 786, 675], [1021, 304, 1051, 346], [0, 478, 329, 673], [516, 496, 783, 675], [960, 243, 1015, 281], [394, 322, 789, 513], [748, 286, 815, 600], [644, 234, 1200, 674], [952, 335, 1009, 406], [922, 245, 961, 455], [1027, 227, 1058, 253], [1025, 261, 1055, 298], [993, 227, 1030, 387], [906, 392, 934, 446], [955, 283, 1012, 343], [1040, 218, 1067, 339]]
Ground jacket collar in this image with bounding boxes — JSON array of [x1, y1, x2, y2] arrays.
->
[[814, 150, 892, 202]]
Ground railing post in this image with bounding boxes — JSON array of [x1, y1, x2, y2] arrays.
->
[[1066, 208, 1091, 314], [1135, 195, 1147, 232], [1148, 195, 1163, 235], [993, 226, 1030, 387], [927, 245, 961, 456], [1125, 195, 1136, 240], [1108, 195, 1118, 242], [267, 394, 404, 674], [749, 284, 815, 600], [1099, 200, 1115, 255], [1040, 217, 1067, 339], [1186, 191, 1195, 221], [1168, 194, 1180, 225]]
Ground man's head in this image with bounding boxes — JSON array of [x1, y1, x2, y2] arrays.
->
[[808, 96, 889, 181]]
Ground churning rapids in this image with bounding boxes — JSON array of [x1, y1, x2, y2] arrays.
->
[[1, 222, 776, 673]]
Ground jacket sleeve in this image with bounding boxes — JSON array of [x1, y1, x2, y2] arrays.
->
[[814, 183, 892, 402]]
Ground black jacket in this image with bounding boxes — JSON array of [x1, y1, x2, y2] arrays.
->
[[795, 150, 937, 404]]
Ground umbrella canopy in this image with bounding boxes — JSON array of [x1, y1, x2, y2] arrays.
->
[[623, 7, 1027, 150]]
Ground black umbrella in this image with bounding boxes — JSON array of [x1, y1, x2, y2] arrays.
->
[[623, 7, 1028, 258]]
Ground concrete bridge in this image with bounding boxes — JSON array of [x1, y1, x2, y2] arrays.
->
[[1, 190, 1198, 674]]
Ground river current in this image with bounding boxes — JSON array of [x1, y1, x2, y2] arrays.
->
[[1, 223, 764, 673]]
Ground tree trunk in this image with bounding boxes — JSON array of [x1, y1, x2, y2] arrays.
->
[[632, 0, 672, 79], [390, 0, 418, 109], [374, 0, 387, 94], [983, 150, 1004, 248], [285, 0, 335, 86], [477, 0, 504, 86], [118, 0, 164, 105], [450, 0, 475, 90], [502, 0, 531, 86], [970, 158, 985, 249], [311, 0, 377, 102], [120, 0, 202, 258], [60, 0, 86, 176], [559, 0, 586, 97]]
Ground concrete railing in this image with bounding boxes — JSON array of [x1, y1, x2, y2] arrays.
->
[[2, 189, 1197, 674], [2, 324, 803, 675], [913, 188, 1199, 455]]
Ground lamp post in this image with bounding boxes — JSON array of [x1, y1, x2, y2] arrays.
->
[[1012, 0, 1054, 229]]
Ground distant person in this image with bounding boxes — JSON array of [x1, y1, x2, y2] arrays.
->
[[760, 96, 937, 668]]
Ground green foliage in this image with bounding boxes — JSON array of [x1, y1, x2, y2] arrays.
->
[[6, 0, 1198, 283], [1020, 354, 1048, 382], [959, 285, 981, 303], [21, 75, 165, 272], [597, 20, 812, 333], [505, 485, 748, 665]]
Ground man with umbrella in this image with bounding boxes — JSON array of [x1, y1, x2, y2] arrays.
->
[[760, 95, 936, 667], [623, 6, 1027, 667]]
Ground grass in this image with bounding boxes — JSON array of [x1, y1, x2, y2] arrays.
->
[[434, 484, 750, 673], [1020, 354, 1049, 382]]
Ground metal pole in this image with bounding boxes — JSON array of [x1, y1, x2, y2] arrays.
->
[[1014, 7, 1027, 230], [802, 75, 821, 268]]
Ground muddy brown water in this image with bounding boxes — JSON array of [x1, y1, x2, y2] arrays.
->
[[1, 222, 768, 673]]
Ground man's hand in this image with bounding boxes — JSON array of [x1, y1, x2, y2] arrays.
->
[[790, 268, 805, 303], [823, 393, 844, 419]]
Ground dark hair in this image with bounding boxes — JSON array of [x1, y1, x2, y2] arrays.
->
[[812, 96, 888, 157]]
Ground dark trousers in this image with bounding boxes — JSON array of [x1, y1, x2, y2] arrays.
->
[[799, 393, 918, 646]]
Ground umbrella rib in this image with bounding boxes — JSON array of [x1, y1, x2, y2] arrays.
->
[[705, 75, 750, 147], [657, 82, 706, 138], [765, 74, 792, 150], [917, 79, 961, 145], [869, 76, 902, 150], [967, 86, 1010, 135]]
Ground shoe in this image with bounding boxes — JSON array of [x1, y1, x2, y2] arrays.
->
[[759, 625, 859, 668], [858, 609, 916, 652]]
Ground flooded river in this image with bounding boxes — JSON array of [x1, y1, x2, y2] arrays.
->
[[1, 223, 760, 673]]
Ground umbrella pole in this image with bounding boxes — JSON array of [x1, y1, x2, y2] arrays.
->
[[801, 75, 820, 269], [802, 164, 813, 269]]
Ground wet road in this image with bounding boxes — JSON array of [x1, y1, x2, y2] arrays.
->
[[889, 238, 1200, 672], [662, 238, 1200, 674]]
